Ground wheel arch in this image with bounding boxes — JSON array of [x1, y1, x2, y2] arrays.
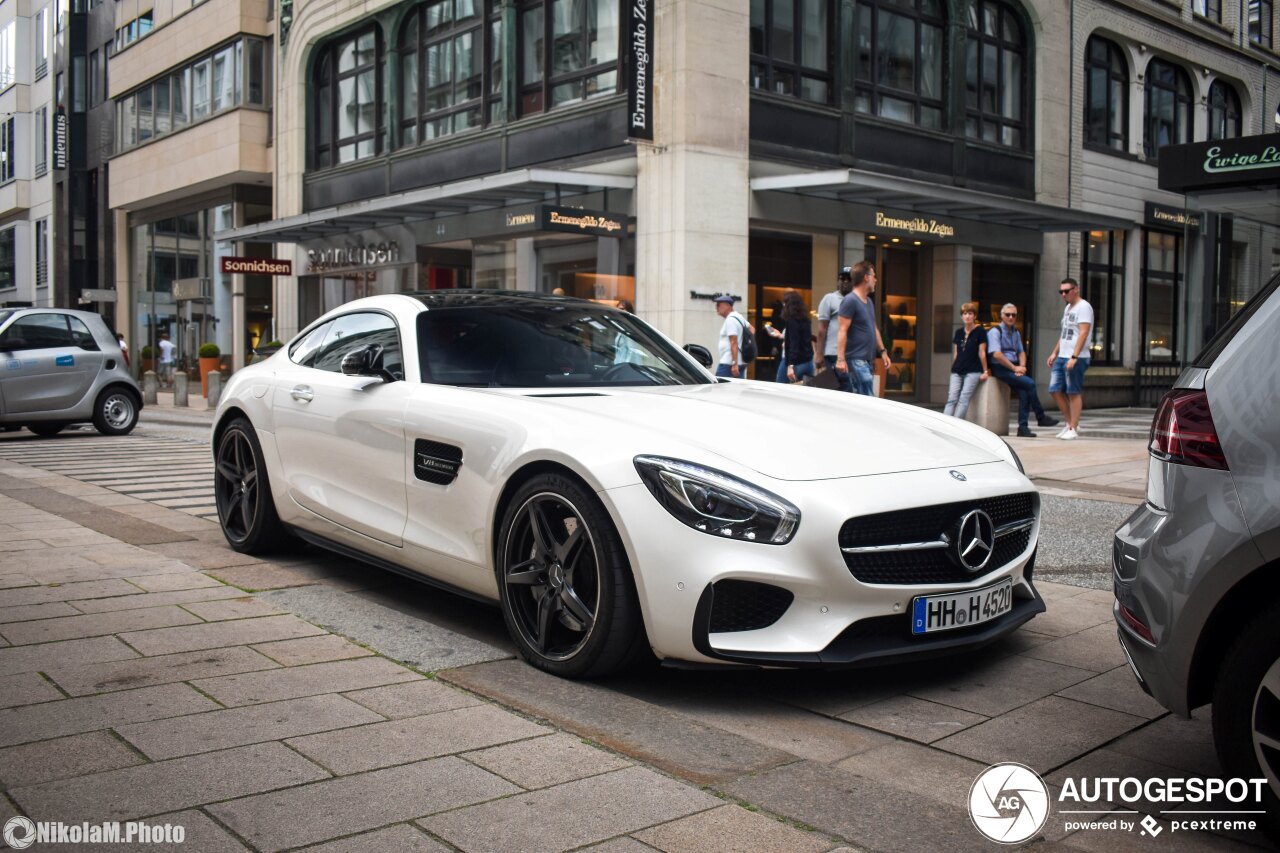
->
[[212, 406, 252, 452], [99, 381, 143, 409], [1189, 557, 1280, 710]]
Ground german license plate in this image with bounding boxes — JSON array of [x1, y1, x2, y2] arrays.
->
[[911, 579, 1013, 635]]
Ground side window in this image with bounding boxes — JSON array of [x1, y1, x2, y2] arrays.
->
[[289, 320, 334, 367], [310, 313, 403, 379], [0, 314, 73, 351], [67, 316, 100, 350]]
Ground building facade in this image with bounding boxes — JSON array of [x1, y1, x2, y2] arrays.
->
[[209, 0, 1278, 400], [0, 0, 56, 312]]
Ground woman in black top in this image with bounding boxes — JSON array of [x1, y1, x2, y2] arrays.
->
[[943, 301, 989, 417], [780, 291, 816, 384]]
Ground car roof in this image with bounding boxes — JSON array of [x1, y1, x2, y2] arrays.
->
[[402, 290, 620, 311], [5, 307, 108, 322]]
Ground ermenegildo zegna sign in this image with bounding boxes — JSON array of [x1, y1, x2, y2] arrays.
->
[[627, 0, 653, 141], [541, 206, 626, 236], [1159, 132, 1280, 193], [1144, 203, 1201, 231]]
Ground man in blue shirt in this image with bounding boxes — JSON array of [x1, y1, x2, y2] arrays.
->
[[986, 303, 1058, 437], [835, 261, 890, 396]]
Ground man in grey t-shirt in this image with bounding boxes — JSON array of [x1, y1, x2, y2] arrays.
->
[[815, 267, 854, 392], [835, 261, 891, 396]]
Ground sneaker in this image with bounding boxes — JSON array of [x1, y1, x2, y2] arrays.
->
[[1017, 426, 1036, 438], [1058, 428, 1078, 440], [1037, 415, 1059, 428], [1056, 425, 1070, 437]]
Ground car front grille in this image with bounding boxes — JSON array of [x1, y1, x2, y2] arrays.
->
[[838, 493, 1037, 585], [708, 580, 794, 633]]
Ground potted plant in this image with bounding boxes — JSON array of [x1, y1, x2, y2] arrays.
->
[[140, 345, 155, 374], [198, 342, 221, 397]]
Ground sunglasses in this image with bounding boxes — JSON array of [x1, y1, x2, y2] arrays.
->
[[1002, 312, 1017, 317], [1059, 288, 1075, 295]]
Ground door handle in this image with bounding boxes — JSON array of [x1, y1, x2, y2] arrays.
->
[[289, 385, 313, 403]]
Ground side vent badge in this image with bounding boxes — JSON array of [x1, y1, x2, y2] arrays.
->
[[414, 439, 463, 486]]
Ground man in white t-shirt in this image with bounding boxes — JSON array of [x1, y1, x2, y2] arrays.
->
[[158, 333, 176, 385], [814, 266, 854, 392], [713, 294, 751, 378], [1046, 277, 1094, 440]]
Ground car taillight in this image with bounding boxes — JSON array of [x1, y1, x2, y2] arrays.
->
[[1149, 389, 1229, 471]]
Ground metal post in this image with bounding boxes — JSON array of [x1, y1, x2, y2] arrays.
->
[[174, 371, 189, 407]]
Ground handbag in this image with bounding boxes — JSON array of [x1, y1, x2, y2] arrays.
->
[[812, 367, 841, 390]]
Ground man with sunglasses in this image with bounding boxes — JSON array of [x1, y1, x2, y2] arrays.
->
[[987, 303, 1057, 437], [1046, 277, 1093, 440]]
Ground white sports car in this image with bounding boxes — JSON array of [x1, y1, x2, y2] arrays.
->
[[213, 291, 1043, 677]]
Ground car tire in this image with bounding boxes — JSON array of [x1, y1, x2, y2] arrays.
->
[[214, 417, 290, 554], [496, 472, 648, 678], [27, 423, 67, 437], [92, 387, 140, 436], [1213, 603, 1280, 844]]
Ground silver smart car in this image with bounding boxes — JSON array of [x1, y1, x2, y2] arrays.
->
[[0, 308, 142, 437], [1114, 270, 1280, 838]]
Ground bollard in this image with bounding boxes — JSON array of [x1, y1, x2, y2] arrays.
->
[[142, 370, 158, 405], [206, 370, 222, 410], [174, 371, 189, 407]]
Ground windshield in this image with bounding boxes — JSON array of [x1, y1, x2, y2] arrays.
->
[[0, 311, 12, 329], [417, 304, 711, 388]]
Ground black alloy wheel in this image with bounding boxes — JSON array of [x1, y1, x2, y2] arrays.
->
[[214, 417, 288, 553], [1213, 602, 1280, 844], [92, 388, 140, 436], [497, 473, 646, 678]]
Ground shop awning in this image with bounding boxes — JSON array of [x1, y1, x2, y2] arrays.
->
[[750, 168, 1134, 233], [217, 168, 637, 244]]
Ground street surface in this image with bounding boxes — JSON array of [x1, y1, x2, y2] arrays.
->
[[0, 407, 1267, 851]]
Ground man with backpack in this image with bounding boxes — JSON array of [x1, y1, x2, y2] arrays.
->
[[713, 294, 754, 378]]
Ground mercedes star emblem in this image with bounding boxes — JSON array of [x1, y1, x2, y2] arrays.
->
[[952, 509, 995, 573], [950, 470, 967, 482]]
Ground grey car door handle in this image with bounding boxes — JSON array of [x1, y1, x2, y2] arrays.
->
[[290, 385, 314, 403]]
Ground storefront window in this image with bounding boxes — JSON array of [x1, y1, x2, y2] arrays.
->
[[518, 0, 619, 115], [313, 29, 381, 168], [1141, 230, 1181, 362], [751, 0, 834, 104], [1208, 81, 1241, 141], [1143, 59, 1192, 161], [1082, 230, 1125, 364], [1084, 36, 1127, 152], [965, 0, 1027, 148]]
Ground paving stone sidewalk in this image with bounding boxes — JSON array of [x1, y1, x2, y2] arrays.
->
[[0, 442, 1268, 851]]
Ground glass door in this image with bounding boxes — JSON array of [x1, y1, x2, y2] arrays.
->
[[866, 243, 921, 399]]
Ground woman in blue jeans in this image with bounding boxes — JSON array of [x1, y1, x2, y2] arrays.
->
[[943, 302, 989, 418], [779, 291, 815, 384]]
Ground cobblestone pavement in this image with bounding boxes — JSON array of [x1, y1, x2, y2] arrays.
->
[[0, 426, 1267, 851]]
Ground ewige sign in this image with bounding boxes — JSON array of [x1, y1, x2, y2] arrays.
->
[[219, 257, 293, 276]]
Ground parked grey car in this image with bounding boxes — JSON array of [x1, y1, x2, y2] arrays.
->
[[1114, 270, 1280, 837], [0, 308, 142, 437]]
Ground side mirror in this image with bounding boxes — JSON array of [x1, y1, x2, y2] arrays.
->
[[340, 344, 396, 382], [683, 343, 713, 368]]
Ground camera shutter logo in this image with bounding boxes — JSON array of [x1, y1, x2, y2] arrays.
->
[[4, 816, 35, 850], [969, 762, 1050, 844]]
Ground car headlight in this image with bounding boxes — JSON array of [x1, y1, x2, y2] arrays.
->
[[1001, 439, 1026, 473], [633, 456, 800, 544]]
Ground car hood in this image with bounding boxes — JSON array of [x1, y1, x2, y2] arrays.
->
[[492, 381, 1003, 481]]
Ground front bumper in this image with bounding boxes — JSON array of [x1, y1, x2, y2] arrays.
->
[[600, 460, 1042, 666]]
